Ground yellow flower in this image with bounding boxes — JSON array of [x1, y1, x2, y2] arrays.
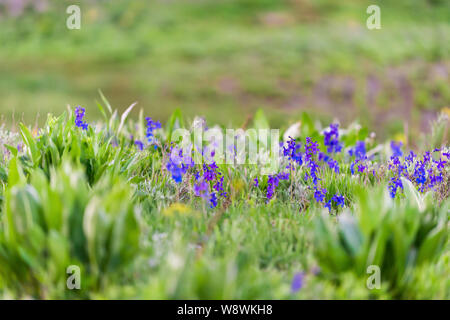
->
[[162, 203, 191, 217], [442, 107, 450, 118], [393, 133, 406, 144]]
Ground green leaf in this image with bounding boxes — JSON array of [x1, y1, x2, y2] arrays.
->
[[19, 123, 39, 165]]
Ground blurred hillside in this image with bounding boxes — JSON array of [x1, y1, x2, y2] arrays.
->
[[0, 0, 449, 139]]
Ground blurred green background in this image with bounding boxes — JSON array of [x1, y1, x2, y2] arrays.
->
[[0, 0, 449, 138]]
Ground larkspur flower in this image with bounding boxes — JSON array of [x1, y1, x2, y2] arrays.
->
[[283, 137, 303, 166], [145, 117, 162, 145], [323, 123, 342, 153], [203, 162, 219, 182], [324, 200, 332, 212], [213, 176, 227, 197], [313, 187, 327, 203], [277, 172, 290, 180], [349, 141, 366, 159], [266, 174, 280, 202], [291, 272, 305, 293], [434, 158, 446, 171], [331, 194, 345, 207], [390, 141, 403, 157], [388, 176, 403, 198], [194, 179, 209, 198], [166, 147, 193, 184], [209, 192, 218, 208], [166, 160, 183, 183], [305, 137, 319, 161], [134, 140, 144, 151], [327, 159, 339, 173], [75, 106, 88, 130], [405, 151, 416, 164]]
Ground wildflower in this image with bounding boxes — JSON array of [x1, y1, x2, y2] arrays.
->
[[145, 117, 162, 145], [313, 187, 327, 203], [324, 200, 332, 212], [253, 177, 259, 187], [331, 194, 345, 207], [209, 192, 218, 208], [213, 176, 227, 197], [291, 272, 305, 293], [166, 160, 183, 183], [390, 141, 403, 157], [434, 158, 446, 171], [166, 147, 191, 184], [405, 151, 416, 164], [266, 174, 280, 202], [277, 172, 290, 180], [75, 106, 88, 130], [327, 159, 339, 173], [203, 163, 219, 182], [388, 176, 403, 198], [194, 180, 209, 198], [283, 137, 303, 166], [323, 123, 342, 153], [349, 141, 366, 160], [134, 140, 144, 151], [305, 137, 319, 161], [413, 161, 427, 191]]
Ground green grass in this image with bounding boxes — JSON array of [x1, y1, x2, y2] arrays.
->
[[0, 102, 447, 299]]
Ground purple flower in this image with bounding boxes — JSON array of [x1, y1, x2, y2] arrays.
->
[[283, 137, 303, 165], [349, 141, 366, 160], [266, 174, 280, 202], [213, 176, 227, 197], [166, 147, 193, 184], [145, 117, 162, 145], [209, 192, 218, 208], [253, 177, 259, 187], [390, 141, 403, 157], [313, 187, 327, 203], [194, 180, 209, 198], [388, 176, 403, 198], [291, 272, 305, 293], [75, 106, 88, 130], [134, 140, 144, 151], [331, 194, 345, 207], [327, 159, 339, 173], [305, 137, 319, 161], [324, 200, 332, 212], [434, 158, 446, 171], [323, 123, 342, 153], [277, 172, 290, 180]]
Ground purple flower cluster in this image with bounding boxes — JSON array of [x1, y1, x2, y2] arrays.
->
[[146, 117, 162, 147], [349, 141, 367, 174], [388, 155, 406, 198], [390, 141, 403, 157], [194, 161, 228, 208], [387, 148, 447, 198], [283, 137, 303, 166], [134, 140, 144, 151], [323, 124, 342, 153], [324, 194, 345, 212], [166, 147, 194, 184], [75, 106, 88, 130], [266, 172, 290, 202]]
